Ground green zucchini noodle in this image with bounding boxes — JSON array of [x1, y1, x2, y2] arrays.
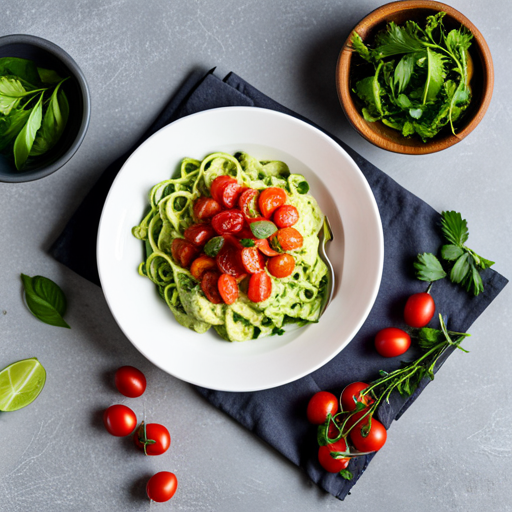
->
[[132, 152, 328, 342]]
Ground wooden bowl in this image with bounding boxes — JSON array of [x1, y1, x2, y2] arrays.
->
[[336, 1, 494, 155]]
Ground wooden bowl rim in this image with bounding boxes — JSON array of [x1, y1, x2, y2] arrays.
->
[[336, 0, 494, 155]]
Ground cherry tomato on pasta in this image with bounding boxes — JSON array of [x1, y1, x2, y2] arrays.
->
[[201, 271, 223, 304], [270, 227, 303, 252], [146, 471, 178, 503], [190, 255, 217, 281], [184, 223, 215, 246], [240, 247, 266, 274], [193, 197, 222, 220], [218, 273, 239, 304], [171, 238, 199, 268], [374, 327, 411, 358], [254, 238, 280, 257], [306, 391, 338, 425], [216, 245, 246, 280], [211, 210, 245, 235], [210, 175, 235, 203], [103, 404, 137, 437], [115, 366, 146, 398], [247, 272, 272, 303], [239, 188, 260, 220], [273, 205, 299, 228], [258, 187, 287, 218], [404, 292, 435, 328], [267, 253, 295, 278]]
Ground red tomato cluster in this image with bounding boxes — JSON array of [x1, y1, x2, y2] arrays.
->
[[102, 366, 177, 503], [171, 176, 304, 305]]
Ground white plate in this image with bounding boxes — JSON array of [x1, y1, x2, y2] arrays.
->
[[97, 107, 383, 392]]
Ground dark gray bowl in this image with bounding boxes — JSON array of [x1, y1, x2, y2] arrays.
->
[[0, 34, 91, 183]]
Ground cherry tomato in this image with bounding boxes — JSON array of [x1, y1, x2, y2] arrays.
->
[[146, 471, 178, 503], [236, 223, 254, 239], [103, 404, 137, 437], [267, 253, 295, 278], [184, 223, 216, 246], [222, 234, 244, 250], [221, 180, 242, 209], [211, 210, 245, 235], [193, 197, 222, 220], [247, 271, 272, 303], [306, 391, 339, 425], [258, 187, 287, 219], [349, 417, 387, 452], [254, 238, 280, 257], [273, 205, 299, 228], [201, 271, 223, 304], [404, 292, 435, 328], [218, 273, 239, 305], [190, 254, 217, 281], [240, 246, 266, 274], [239, 188, 261, 220], [115, 366, 146, 398], [134, 422, 171, 456], [171, 238, 199, 268], [270, 227, 303, 252], [318, 438, 350, 473], [340, 382, 374, 412], [210, 175, 234, 203], [216, 245, 246, 280], [375, 327, 411, 358]]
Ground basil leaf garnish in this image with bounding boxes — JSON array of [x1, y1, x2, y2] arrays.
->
[[250, 220, 277, 239], [240, 239, 255, 248], [204, 236, 224, 257], [297, 181, 310, 194], [21, 274, 70, 328]]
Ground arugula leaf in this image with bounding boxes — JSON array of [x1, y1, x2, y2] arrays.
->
[[441, 244, 464, 261], [441, 211, 468, 246], [414, 253, 447, 282], [13, 92, 44, 170], [450, 252, 470, 283], [21, 274, 70, 328], [425, 12, 446, 44], [339, 469, 353, 480]]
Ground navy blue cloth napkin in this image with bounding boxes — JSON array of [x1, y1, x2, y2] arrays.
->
[[50, 69, 508, 499]]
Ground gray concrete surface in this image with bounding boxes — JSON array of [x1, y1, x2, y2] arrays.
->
[[1, 1, 511, 510]]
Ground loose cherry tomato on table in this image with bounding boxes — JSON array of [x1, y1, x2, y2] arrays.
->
[[134, 422, 171, 456], [374, 327, 411, 358], [115, 366, 146, 398], [190, 254, 217, 281], [171, 238, 199, 268], [239, 188, 260, 220], [211, 210, 245, 235], [218, 274, 239, 305], [193, 197, 222, 220], [340, 382, 374, 412], [318, 438, 350, 473], [146, 471, 178, 503], [247, 271, 272, 303], [267, 253, 295, 278], [201, 271, 223, 304], [306, 391, 338, 425], [103, 404, 137, 437], [240, 246, 266, 274], [270, 227, 303, 252], [258, 187, 287, 219], [273, 204, 299, 228], [184, 223, 216, 246], [349, 417, 387, 452], [404, 292, 435, 328]]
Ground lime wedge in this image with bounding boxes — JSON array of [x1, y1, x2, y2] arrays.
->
[[0, 358, 46, 412]]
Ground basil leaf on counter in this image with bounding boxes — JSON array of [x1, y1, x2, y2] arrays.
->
[[13, 92, 43, 170], [21, 274, 70, 328], [250, 220, 277, 239]]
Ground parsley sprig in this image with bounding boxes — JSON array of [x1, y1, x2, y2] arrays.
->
[[415, 211, 494, 296]]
